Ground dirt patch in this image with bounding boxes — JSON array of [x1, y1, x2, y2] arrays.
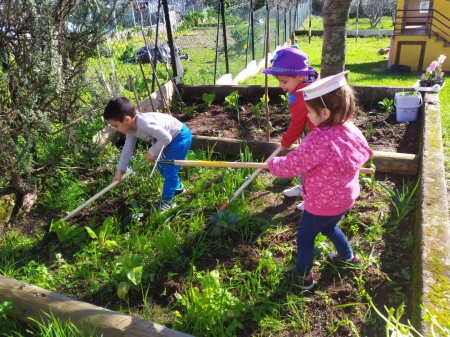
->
[[174, 98, 420, 154]]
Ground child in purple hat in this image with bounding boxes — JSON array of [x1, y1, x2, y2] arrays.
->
[[262, 46, 319, 211]]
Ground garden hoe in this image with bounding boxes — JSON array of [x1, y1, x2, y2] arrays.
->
[[58, 146, 165, 223], [218, 146, 283, 210], [157, 159, 376, 174]]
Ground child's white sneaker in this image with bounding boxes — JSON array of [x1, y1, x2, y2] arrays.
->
[[283, 184, 303, 197], [297, 201, 305, 211]]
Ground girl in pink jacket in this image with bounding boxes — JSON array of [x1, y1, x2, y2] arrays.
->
[[268, 71, 373, 290]]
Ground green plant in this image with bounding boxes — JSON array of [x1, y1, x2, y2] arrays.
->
[[209, 210, 240, 235], [202, 93, 215, 107], [174, 269, 244, 336], [224, 90, 243, 126], [114, 253, 144, 299], [185, 103, 197, 118], [85, 216, 120, 250], [378, 98, 394, 113], [154, 225, 180, 263], [398, 90, 419, 96], [280, 92, 289, 108], [359, 162, 377, 189], [49, 220, 86, 243], [378, 178, 420, 226]]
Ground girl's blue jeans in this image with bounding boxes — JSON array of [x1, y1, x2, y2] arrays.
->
[[157, 124, 192, 201], [295, 210, 353, 276]]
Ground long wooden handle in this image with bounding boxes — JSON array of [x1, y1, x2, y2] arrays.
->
[[60, 169, 134, 223], [158, 159, 375, 175], [220, 146, 283, 210]]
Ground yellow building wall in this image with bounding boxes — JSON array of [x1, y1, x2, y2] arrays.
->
[[391, 35, 450, 72]]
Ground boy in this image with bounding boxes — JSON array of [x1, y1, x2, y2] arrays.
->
[[262, 46, 319, 211], [103, 96, 192, 213]]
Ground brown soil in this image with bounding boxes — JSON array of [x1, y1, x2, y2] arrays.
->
[[174, 99, 420, 154]]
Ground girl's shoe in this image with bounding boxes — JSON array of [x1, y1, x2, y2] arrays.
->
[[327, 254, 361, 266], [283, 184, 303, 197], [283, 267, 314, 290], [297, 201, 305, 211]]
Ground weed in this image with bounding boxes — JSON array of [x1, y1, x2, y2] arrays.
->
[[174, 268, 244, 336], [154, 224, 180, 263], [359, 162, 377, 189], [209, 210, 241, 235], [114, 253, 144, 299], [378, 178, 420, 226], [85, 216, 120, 250]]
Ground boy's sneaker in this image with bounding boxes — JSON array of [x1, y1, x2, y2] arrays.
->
[[327, 254, 361, 266], [283, 267, 314, 290], [283, 184, 303, 197], [152, 200, 176, 213], [174, 184, 186, 197], [297, 201, 305, 211]]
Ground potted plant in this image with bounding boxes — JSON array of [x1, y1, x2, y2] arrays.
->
[[417, 54, 446, 89]]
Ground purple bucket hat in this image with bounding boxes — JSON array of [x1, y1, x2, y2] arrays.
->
[[262, 46, 315, 76]]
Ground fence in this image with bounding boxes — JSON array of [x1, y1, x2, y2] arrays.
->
[[89, 0, 310, 105]]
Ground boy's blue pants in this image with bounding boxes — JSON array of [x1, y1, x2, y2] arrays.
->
[[157, 124, 192, 201]]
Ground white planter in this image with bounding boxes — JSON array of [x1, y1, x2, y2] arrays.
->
[[394, 92, 423, 122]]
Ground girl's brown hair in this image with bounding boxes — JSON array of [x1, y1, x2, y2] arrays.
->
[[306, 85, 358, 127]]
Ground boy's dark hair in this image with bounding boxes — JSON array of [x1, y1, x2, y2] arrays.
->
[[103, 96, 137, 122], [306, 85, 358, 127]]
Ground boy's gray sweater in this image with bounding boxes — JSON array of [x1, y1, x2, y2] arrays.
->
[[117, 113, 183, 171]]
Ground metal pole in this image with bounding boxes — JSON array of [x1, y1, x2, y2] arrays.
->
[[220, 0, 229, 74], [308, 0, 312, 44], [264, 4, 270, 142], [356, 0, 359, 42], [284, 9, 287, 43], [131, 3, 136, 27], [378, 0, 383, 41], [250, 0, 255, 60], [162, 0, 178, 78], [213, 1, 221, 84], [152, 0, 162, 92], [246, 2, 251, 66], [276, 5, 279, 49]]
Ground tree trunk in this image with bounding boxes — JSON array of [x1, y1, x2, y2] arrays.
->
[[11, 170, 37, 213], [321, 0, 352, 78]]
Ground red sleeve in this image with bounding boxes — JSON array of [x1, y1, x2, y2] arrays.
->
[[281, 92, 315, 148]]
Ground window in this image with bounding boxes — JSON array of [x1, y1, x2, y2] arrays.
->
[[419, 1, 430, 13]]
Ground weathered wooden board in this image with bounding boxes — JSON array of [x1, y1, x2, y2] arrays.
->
[[0, 275, 192, 337]]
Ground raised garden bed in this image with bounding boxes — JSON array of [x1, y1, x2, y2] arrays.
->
[[1, 86, 449, 336]]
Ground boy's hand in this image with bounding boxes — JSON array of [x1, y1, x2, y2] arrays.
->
[[146, 152, 156, 162], [113, 170, 123, 183]]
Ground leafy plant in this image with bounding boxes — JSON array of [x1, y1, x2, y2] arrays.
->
[[224, 90, 243, 126], [359, 162, 377, 189], [49, 220, 86, 243], [209, 210, 240, 235], [280, 92, 289, 108], [378, 98, 394, 113], [114, 253, 144, 299], [154, 225, 179, 263], [85, 216, 120, 250], [185, 103, 197, 118], [174, 269, 244, 336], [202, 93, 215, 107]]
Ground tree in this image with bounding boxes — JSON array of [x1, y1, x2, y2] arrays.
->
[[320, 0, 352, 78], [360, 0, 385, 28], [0, 0, 123, 213]]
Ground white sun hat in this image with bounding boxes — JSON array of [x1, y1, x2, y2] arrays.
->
[[299, 70, 350, 101]]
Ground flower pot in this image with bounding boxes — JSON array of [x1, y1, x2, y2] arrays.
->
[[394, 92, 423, 122]]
